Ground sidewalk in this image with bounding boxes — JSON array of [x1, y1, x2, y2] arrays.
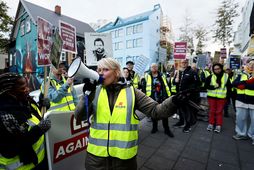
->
[[137, 113, 254, 170]]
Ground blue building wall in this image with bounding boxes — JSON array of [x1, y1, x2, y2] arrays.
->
[[97, 5, 162, 71]]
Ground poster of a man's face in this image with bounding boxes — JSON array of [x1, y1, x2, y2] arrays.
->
[[85, 33, 113, 66]]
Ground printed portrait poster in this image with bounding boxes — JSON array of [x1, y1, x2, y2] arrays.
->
[[84, 32, 113, 66], [37, 17, 53, 66], [59, 21, 77, 53]]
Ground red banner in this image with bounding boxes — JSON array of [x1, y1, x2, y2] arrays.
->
[[174, 42, 187, 60], [59, 21, 77, 53]]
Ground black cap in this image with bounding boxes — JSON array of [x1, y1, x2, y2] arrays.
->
[[126, 61, 134, 65]]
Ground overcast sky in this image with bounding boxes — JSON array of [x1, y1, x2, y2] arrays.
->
[[6, 0, 246, 53]]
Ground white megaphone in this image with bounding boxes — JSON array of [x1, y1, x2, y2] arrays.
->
[[67, 57, 99, 81]]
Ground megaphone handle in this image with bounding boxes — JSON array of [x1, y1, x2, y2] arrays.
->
[[83, 94, 90, 120]]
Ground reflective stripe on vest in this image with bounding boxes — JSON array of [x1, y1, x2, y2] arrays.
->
[[48, 77, 75, 111], [236, 74, 248, 95], [0, 109, 45, 170], [145, 74, 171, 97], [170, 77, 176, 93], [207, 73, 228, 98], [87, 85, 138, 159]]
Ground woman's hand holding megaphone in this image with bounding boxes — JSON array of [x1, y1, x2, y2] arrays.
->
[[83, 78, 97, 92]]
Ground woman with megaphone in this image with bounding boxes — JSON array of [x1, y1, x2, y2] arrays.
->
[[74, 57, 185, 170]]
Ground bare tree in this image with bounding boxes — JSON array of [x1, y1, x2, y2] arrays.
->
[[179, 11, 195, 55], [194, 25, 208, 55], [213, 0, 239, 47]]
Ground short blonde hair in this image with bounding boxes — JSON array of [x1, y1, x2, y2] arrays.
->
[[97, 58, 122, 78]]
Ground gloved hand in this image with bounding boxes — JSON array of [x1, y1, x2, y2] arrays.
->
[[237, 84, 245, 90], [38, 117, 51, 133], [172, 92, 189, 106], [246, 78, 254, 84], [83, 78, 97, 92], [40, 97, 50, 110]]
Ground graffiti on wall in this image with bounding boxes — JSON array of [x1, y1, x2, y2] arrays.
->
[[15, 12, 42, 91]]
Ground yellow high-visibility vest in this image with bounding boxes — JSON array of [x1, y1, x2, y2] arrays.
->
[[170, 77, 177, 93], [236, 73, 248, 95], [41, 76, 75, 111], [145, 73, 171, 97], [207, 73, 228, 99], [87, 86, 139, 159], [0, 104, 45, 170], [133, 73, 140, 88]]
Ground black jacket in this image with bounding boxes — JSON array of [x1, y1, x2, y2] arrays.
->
[[173, 66, 201, 103], [0, 94, 44, 166]]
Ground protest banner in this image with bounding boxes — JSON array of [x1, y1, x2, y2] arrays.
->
[[84, 32, 113, 66], [50, 30, 63, 68], [59, 21, 77, 53], [174, 42, 187, 60], [229, 55, 241, 69], [37, 17, 53, 66], [133, 55, 150, 76], [220, 48, 227, 59], [197, 54, 207, 69], [45, 111, 90, 170]]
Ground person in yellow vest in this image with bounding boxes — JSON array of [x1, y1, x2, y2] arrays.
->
[[205, 63, 231, 133], [0, 73, 51, 169], [232, 60, 254, 145], [143, 63, 174, 137], [126, 61, 140, 88], [75, 58, 184, 170], [41, 63, 78, 111]]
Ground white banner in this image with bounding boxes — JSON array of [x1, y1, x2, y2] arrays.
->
[[44, 111, 90, 170], [133, 55, 150, 76], [84, 32, 113, 66]]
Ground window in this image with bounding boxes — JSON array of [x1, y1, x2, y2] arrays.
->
[[126, 26, 133, 35], [115, 57, 123, 64], [110, 31, 115, 38], [20, 20, 25, 36], [115, 41, 123, 50], [26, 19, 31, 33], [118, 29, 123, 37], [126, 40, 133, 48], [135, 38, 143, 47]]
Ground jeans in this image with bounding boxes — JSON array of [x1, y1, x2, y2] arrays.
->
[[235, 107, 254, 139]]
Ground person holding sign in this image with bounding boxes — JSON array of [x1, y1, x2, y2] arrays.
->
[[232, 60, 254, 145], [75, 58, 187, 170], [0, 73, 51, 169], [41, 63, 78, 111]]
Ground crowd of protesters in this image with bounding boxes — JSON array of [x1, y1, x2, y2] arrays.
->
[[1, 57, 254, 170]]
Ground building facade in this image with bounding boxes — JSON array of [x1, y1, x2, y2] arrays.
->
[[233, 0, 254, 56], [97, 4, 173, 70], [9, 0, 94, 90]]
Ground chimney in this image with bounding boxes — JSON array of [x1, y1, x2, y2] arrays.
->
[[55, 5, 61, 15]]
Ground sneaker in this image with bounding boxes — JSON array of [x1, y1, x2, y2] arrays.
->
[[232, 134, 249, 140], [183, 126, 191, 133], [214, 126, 221, 133], [151, 128, 158, 134], [207, 124, 213, 131], [164, 129, 174, 138], [173, 121, 185, 128]]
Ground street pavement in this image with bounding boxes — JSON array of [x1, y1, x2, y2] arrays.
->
[[137, 110, 254, 170]]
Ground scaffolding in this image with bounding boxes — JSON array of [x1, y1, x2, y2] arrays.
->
[[160, 15, 172, 48]]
